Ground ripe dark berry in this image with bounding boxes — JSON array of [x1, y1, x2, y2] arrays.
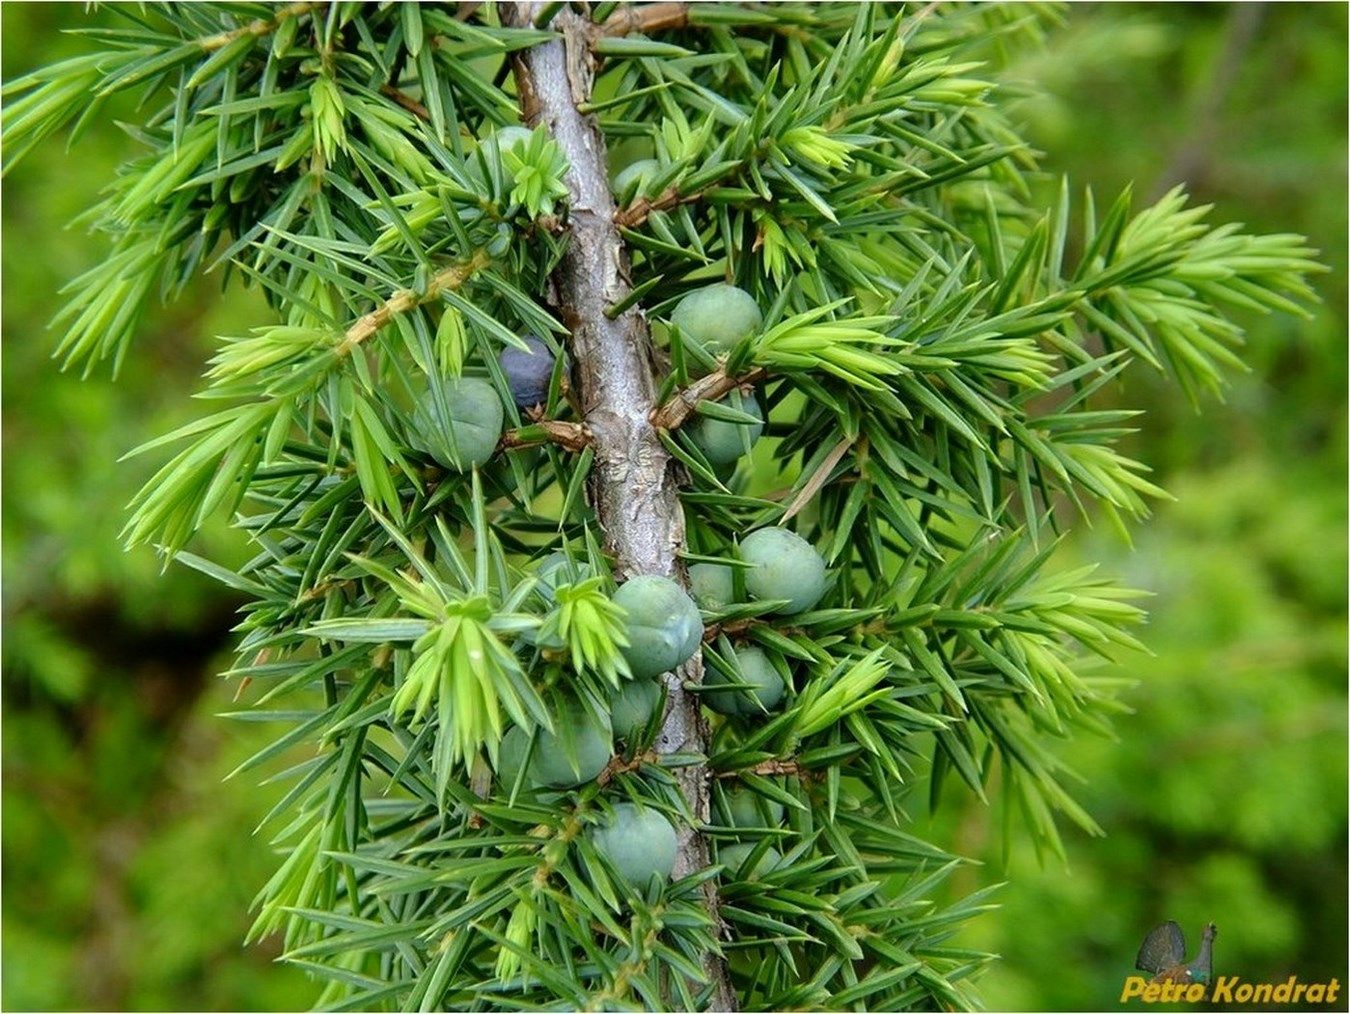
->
[[499, 335, 558, 409]]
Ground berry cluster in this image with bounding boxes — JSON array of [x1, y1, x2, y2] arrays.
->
[[408, 195, 825, 888]]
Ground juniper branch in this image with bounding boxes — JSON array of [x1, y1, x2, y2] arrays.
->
[[507, 4, 736, 1008], [379, 84, 431, 122]]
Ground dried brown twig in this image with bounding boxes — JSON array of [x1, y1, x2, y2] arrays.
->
[[498, 420, 593, 452], [595, 2, 690, 39]]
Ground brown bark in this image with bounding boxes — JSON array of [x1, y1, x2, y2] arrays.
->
[[506, 4, 736, 1009]]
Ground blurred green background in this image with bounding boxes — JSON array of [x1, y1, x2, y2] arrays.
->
[[2, 3, 1344, 1010]]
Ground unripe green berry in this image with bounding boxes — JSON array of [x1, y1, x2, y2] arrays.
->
[[721, 786, 786, 829], [739, 527, 827, 614], [688, 562, 736, 610], [703, 646, 784, 716], [534, 704, 612, 788], [412, 376, 504, 471], [495, 702, 612, 790], [719, 842, 782, 880], [613, 157, 660, 199], [671, 283, 763, 352], [613, 575, 704, 679], [609, 678, 663, 739], [496, 725, 534, 792], [590, 803, 679, 890], [689, 392, 764, 465]]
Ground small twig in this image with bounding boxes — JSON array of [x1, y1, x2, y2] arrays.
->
[[336, 249, 490, 356], [650, 366, 768, 430], [700, 617, 757, 643], [380, 83, 432, 122], [582, 916, 666, 1010], [199, 1, 325, 51], [701, 617, 804, 644], [714, 759, 811, 779], [614, 185, 703, 229], [499, 419, 593, 452], [597, 750, 659, 786], [595, 2, 691, 39], [381, 1, 488, 125]]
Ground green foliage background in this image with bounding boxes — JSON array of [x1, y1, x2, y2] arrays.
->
[[2, 3, 1343, 1010]]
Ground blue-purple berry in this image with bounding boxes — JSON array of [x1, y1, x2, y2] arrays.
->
[[500, 335, 558, 409]]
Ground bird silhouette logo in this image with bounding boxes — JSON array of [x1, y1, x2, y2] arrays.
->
[[1136, 921, 1218, 993]]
